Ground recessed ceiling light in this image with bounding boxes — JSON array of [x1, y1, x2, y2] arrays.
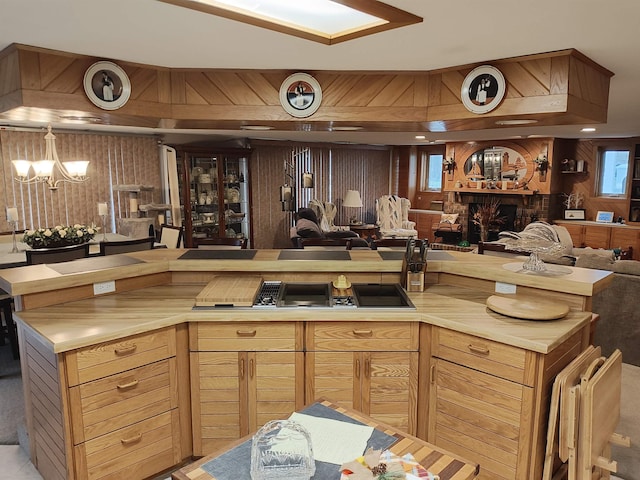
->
[[495, 119, 539, 126], [331, 126, 363, 131], [581, 127, 596, 132], [158, 0, 422, 45], [59, 115, 103, 123], [414, 135, 426, 140], [241, 125, 274, 130]]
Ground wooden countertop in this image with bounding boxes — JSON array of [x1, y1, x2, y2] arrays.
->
[[14, 282, 592, 355], [0, 248, 612, 297]]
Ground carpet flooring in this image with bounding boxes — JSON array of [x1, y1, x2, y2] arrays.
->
[[0, 343, 638, 478], [0, 343, 23, 445]]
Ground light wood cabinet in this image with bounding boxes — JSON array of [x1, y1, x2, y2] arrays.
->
[[20, 326, 185, 480], [305, 322, 419, 434], [189, 322, 305, 456], [555, 220, 640, 259], [427, 326, 586, 480]]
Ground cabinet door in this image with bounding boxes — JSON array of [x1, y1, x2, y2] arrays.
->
[[306, 350, 418, 434], [428, 358, 534, 480], [561, 223, 584, 247], [192, 350, 303, 456], [584, 225, 611, 249]]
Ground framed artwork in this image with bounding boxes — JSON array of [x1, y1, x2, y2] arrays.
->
[[595, 211, 614, 223], [279, 73, 322, 118], [564, 209, 586, 220], [83, 61, 131, 110], [461, 65, 506, 114]]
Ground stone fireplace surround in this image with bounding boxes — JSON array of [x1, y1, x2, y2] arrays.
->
[[445, 191, 551, 243]]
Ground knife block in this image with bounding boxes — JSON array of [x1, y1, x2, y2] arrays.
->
[[406, 272, 424, 292]]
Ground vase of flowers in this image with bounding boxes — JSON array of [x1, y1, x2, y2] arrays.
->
[[22, 224, 98, 249], [472, 199, 505, 242]]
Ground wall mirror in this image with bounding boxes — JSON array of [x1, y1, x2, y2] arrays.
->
[[464, 147, 528, 182]]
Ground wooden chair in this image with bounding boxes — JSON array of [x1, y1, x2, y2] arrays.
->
[[195, 237, 248, 249], [99, 236, 155, 255], [159, 224, 183, 249], [26, 243, 91, 265]]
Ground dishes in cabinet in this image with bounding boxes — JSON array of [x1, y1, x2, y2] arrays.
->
[[225, 187, 240, 203], [199, 173, 212, 184], [191, 166, 204, 178]]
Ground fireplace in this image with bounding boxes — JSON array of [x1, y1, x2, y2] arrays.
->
[[468, 203, 518, 244]]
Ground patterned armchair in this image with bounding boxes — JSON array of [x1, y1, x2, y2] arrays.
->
[[375, 195, 418, 239]]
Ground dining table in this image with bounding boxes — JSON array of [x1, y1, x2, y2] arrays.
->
[[0, 232, 138, 268]]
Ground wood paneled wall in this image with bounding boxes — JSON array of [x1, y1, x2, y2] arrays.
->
[[1, 129, 161, 233], [249, 142, 391, 249]]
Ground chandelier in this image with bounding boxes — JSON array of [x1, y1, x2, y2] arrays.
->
[[12, 125, 89, 190]]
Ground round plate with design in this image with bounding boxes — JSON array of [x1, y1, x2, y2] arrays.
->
[[83, 61, 131, 110], [461, 65, 506, 114], [279, 73, 322, 118]]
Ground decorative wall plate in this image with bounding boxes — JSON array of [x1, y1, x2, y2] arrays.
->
[[460, 65, 506, 114], [83, 61, 131, 110], [279, 73, 322, 118]]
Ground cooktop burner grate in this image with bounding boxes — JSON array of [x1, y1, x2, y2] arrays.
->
[[253, 281, 282, 307]]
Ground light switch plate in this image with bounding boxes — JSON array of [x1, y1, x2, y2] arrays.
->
[[93, 280, 116, 295], [495, 282, 516, 294]]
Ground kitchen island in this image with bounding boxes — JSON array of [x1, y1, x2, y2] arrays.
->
[[0, 249, 612, 480]]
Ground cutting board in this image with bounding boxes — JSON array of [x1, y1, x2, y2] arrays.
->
[[486, 294, 570, 320], [195, 276, 262, 307]]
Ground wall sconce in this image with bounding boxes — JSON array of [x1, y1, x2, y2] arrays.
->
[[12, 125, 90, 190], [302, 172, 314, 188], [535, 151, 549, 181], [280, 185, 295, 211]]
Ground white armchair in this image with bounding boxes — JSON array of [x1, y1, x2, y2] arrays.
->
[[375, 195, 418, 238]]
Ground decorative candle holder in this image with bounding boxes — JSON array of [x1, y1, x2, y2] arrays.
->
[[11, 221, 19, 253]]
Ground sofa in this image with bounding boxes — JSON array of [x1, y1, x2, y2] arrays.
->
[[478, 222, 640, 367]]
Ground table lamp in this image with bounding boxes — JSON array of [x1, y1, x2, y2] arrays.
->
[[343, 190, 363, 225]]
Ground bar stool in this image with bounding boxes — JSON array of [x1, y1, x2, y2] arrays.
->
[[0, 290, 18, 360]]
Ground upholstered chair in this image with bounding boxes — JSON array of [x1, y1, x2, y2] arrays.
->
[[375, 195, 418, 239]]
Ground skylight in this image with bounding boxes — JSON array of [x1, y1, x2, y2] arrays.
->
[[159, 0, 422, 44]]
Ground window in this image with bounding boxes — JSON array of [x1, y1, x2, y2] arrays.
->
[[419, 152, 443, 191], [597, 148, 630, 197]]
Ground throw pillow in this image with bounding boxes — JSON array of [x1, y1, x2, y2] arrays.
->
[[575, 253, 615, 270], [441, 213, 459, 224], [296, 218, 323, 238]]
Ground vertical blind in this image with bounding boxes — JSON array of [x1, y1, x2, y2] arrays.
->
[[1, 129, 160, 233]]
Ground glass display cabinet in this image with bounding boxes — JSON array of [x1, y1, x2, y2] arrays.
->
[[176, 146, 252, 248]]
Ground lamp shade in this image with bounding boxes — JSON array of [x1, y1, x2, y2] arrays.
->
[[343, 190, 363, 208]]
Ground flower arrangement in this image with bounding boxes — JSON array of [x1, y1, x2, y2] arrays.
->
[[22, 224, 98, 249], [472, 199, 506, 242]]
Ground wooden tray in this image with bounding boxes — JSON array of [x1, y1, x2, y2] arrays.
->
[[486, 294, 570, 320], [196, 276, 262, 307]]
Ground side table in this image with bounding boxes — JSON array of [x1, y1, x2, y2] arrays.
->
[[348, 223, 379, 240]]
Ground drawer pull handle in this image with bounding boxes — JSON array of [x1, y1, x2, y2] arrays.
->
[[355, 359, 361, 379], [114, 345, 137, 356], [430, 364, 436, 384], [236, 330, 257, 337], [353, 329, 373, 337], [117, 380, 139, 390], [120, 433, 142, 445], [468, 344, 490, 355]]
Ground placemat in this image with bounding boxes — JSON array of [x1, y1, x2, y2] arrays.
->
[[49, 255, 142, 275], [278, 251, 351, 261], [178, 250, 257, 260], [200, 402, 397, 480]]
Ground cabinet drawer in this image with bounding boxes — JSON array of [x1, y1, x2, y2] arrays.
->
[[193, 322, 301, 351], [432, 327, 531, 385], [65, 327, 176, 386], [308, 322, 418, 351], [74, 410, 181, 480], [70, 358, 177, 444]]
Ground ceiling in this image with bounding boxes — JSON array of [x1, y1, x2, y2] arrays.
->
[[1, 0, 639, 146]]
